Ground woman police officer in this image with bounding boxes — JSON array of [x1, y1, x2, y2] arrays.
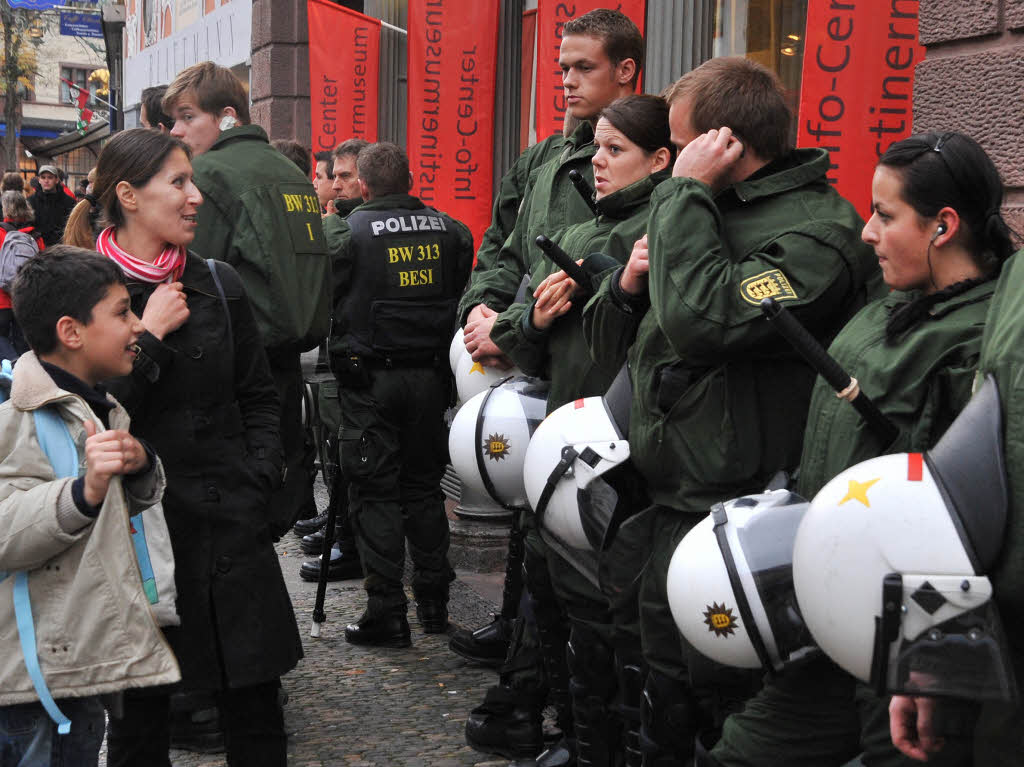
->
[[705, 132, 1015, 766]]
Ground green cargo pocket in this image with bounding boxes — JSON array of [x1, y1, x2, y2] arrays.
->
[[339, 427, 372, 480]]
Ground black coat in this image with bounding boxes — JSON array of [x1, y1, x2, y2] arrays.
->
[[106, 252, 302, 690], [28, 186, 77, 247]]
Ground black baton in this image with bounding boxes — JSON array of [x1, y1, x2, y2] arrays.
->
[[568, 169, 600, 217], [760, 297, 899, 446], [536, 235, 591, 288]]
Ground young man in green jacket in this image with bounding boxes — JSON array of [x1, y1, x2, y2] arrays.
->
[[582, 57, 882, 764], [457, 11, 645, 765], [163, 62, 332, 544]]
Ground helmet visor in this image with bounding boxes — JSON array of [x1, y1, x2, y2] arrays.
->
[[731, 496, 818, 669], [875, 574, 1018, 702]]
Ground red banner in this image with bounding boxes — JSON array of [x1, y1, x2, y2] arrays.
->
[[534, 0, 646, 141], [407, 0, 500, 250], [796, 0, 924, 220], [307, 0, 380, 153]]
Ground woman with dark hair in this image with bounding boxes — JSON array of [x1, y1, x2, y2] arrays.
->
[[491, 93, 674, 409], [482, 93, 673, 766], [63, 128, 301, 767], [709, 131, 1013, 766]]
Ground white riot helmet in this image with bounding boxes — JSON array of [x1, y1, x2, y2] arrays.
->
[[794, 376, 1016, 702], [522, 368, 634, 582], [450, 328, 523, 406], [666, 490, 817, 671], [449, 376, 548, 508]]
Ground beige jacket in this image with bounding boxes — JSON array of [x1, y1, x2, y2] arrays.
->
[[0, 352, 180, 705]]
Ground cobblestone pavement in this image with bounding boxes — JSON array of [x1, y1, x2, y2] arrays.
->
[[101, 482, 512, 767]]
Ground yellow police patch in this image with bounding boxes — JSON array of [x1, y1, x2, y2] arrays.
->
[[703, 602, 739, 638], [484, 433, 511, 461], [740, 270, 798, 306]]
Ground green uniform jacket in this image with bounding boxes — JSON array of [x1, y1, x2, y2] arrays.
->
[[491, 170, 669, 412], [458, 134, 566, 323], [584, 149, 882, 512], [325, 193, 475, 362], [190, 124, 331, 354], [797, 281, 994, 499], [978, 251, 1024, 653], [457, 122, 597, 323]]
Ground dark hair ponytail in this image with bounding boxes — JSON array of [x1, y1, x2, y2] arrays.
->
[[63, 128, 191, 248]]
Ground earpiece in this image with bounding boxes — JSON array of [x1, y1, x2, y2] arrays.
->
[[933, 224, 947, 240]]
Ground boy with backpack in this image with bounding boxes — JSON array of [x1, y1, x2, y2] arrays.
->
[[0, 246, 179, 765]]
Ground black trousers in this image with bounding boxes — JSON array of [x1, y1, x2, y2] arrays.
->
[[105, 680, 286, 767]]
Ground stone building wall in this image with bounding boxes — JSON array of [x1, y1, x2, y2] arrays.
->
[[915, 0, 1024, 235], [250, 0, 312, 145]]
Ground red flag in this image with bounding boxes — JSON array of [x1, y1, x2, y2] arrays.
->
[[534, 0, 646, 141], [75, 88, 89, 109], [307, 0, 381, 151], [407, 0, 500, 249], [796, 1, 924, 220]]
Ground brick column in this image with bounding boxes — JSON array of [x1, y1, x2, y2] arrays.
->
[[914, 0, 1024, 234], [250, 0, 312, 145]]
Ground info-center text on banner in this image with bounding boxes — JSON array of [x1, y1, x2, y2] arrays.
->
[[307, 0, 381, 153], [407, 0, 500, 250], [797, 0, 924, 221]]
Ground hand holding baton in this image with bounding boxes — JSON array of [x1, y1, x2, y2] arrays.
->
[[535, 235, 592, 289], [568, 170, 600, 217], [760, 297, 900, 446]]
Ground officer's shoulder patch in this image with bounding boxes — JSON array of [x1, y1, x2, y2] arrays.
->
[[740, 269, 798, 306]]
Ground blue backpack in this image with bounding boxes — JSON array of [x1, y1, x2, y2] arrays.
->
[[0, 359, 158, 734]]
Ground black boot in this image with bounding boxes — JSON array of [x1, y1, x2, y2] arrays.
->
[[299, 542, 363, 581], [449, 614, 514, 665], [566, 626, 618, 767], [293, 510, 329, 538], [449, 511, 525, 666], [168, 691, 225, 754], [529, 595, 574, 767], [415, 586, 450, 634], [344, 603, 411, 648], [465, 614, 546, 759]]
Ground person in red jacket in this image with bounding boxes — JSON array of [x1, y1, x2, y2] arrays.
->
[[0, 190, 44, 358]]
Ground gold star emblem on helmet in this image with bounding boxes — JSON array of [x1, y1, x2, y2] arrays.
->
[[703, 602, 738, 637], [469, 361, 485, 375], [483, 433, 510, 461], [839, 477, 880, 508]]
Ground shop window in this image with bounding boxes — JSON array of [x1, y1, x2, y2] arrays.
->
[[714, 0, 808, 123]]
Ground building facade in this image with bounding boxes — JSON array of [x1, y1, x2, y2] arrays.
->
[[914, 0, 1024, 236]]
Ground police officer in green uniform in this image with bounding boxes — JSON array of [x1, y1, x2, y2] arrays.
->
[[582, 57, 882, 764], [491, 94, 673, 767], [329, 142, 474, 647], [958, 248, 1024, 767], [163, 62, 332, 541], [458, 11, 644, 764], [445, 128, 566, 664], [707, 131, 1014, 767]]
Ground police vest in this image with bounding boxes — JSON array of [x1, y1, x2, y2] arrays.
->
[[340, 203, 464, 360]]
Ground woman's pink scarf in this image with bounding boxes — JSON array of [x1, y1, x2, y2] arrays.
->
[[96, 226, 186, 283]]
